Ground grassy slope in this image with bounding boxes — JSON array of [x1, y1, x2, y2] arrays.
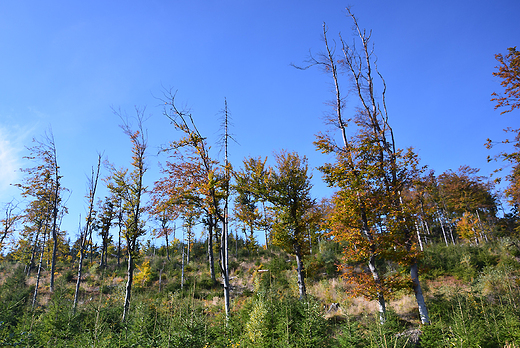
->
[[1, 239, 520, 347]]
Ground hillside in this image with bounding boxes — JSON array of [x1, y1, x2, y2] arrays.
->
[[1, 238, 520, 347]]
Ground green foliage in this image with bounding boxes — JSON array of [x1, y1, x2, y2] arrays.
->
[[421, 243, 500, 281], [421, 292, 520, 347], [240, 292, 333, 348], [2, 240, 520, 347], [304, 240, 341, 281], [0, 265, 31, 329]]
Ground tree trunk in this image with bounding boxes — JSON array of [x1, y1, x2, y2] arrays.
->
[[295, 248, 307, 300], [117, 228, 121, 268], [221, 217, 230, 319], [32, 233, 46, 309], [448, 223, 456, 245], [410, 261, 430, 324], [368, 255, 386, 323], [165, 226, 170, 261], [415, 220, 424, 252], [122, 251, 134, 322], [27, 223, 42, 277], [438, 214, 449, 246], [49, 204, 59, 292], [73, 246, 85, 313], [187, 226, 191, 264], [208, 217, 216, 283], [181, 240, 185, 290]]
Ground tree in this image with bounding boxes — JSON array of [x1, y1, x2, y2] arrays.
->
[[0, 201, 21, 256], [234, 190, 261, 253], [97, 195, 116, 268], [15, 132, 67, 293], [436, 166, 498, 243], [492, 47, 520, 114], [235, 152, 316, 300], [148, 200, 177, 262], [487, 47, 520, 233], [152, 146, 216, 279], [298, 9, 429, 323], [233, 157, 272, 250], [161, 91, 231, 317], [106, 111, 147, 322], [73, 154, 101, 313]]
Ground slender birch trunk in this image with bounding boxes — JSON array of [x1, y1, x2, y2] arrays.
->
[[73, 240, 85, 312], [438, 214, 449, 246]]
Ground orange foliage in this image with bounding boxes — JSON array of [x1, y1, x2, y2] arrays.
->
[[492, 47, 520, 114]]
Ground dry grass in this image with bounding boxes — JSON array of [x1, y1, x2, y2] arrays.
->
[[426, 275, 471, 297], [308, 276, 425, 323]]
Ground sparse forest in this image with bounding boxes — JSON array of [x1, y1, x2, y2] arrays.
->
[[1, 10, 520, 348]]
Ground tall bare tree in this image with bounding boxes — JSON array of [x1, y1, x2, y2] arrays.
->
[[73, 154, 102, 314], [297, 9, 429, 323], [107, 110, 148, 322], [0, 200, 21, 254]]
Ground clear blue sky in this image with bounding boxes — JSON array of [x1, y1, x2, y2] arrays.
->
[[1, 0, 519, 245]]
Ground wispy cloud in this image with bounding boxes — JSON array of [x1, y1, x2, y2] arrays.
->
[[0, 125, 32, 195]]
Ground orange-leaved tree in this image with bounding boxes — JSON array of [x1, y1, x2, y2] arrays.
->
[[492, 47, 520, 114], [298, 9, 429, 323], [487, 47, 520, 222], [15, 131, 67, 294], [160, 91, 232, 318]]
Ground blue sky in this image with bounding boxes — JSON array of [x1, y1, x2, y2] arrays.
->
[[1, 0, 519, 245]]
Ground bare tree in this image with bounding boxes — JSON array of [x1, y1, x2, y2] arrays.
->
[[296, 9, 429, 324], [73, 154, 102, 314], [0, 200, 21, 254], [107, 109, 148, 322]]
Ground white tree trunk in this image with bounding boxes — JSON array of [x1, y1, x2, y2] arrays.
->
[[122, 251, 134, 322], [410, 262, 430, 324], [368, 255, 386, 323]]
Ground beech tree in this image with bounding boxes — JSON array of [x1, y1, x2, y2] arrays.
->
[[436, 166, 498, 243], [147, 199, 177, 262], [97, 195, 116, 268], [235, 152, 316, 300], [161, 92, 231, 317], [152, 147, 216, 279], [16, 132, 67, 293], [298, 9, 429, 323], [492, 46, 520, 114], [234, 190, 261, 253], [106, 111, 147, 322], [233, 157, 272, 250], [487, 47, 520, 218]]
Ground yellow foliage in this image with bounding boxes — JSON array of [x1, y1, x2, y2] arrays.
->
[[245, 297, 268, 345], [457, 212, 483, 243], [134, 259, 152, 287]]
